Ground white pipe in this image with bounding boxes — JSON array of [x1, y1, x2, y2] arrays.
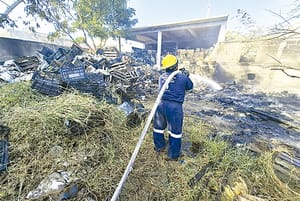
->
[[110, 70, 180, 201]]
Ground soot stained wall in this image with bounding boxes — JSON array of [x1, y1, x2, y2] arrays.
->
[[0, 37, 64, 61]]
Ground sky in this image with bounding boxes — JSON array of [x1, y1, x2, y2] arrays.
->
[[0, 0, 297, 32], [127, 0, 296, 29]]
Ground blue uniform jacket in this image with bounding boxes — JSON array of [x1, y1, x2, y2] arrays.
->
[[159, 71, 193, 103]]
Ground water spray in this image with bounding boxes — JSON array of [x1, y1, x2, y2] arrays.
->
[[189, 74, 222, 91]]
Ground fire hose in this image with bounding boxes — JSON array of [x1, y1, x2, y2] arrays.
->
[[110, 70, 180, 201]]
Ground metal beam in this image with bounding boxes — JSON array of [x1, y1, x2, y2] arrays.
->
[[135, 34, 156, 43]]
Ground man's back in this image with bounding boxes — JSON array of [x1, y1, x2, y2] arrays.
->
[[160, 71, 193, 103]]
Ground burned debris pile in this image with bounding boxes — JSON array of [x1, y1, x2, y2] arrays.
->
[[0, 56, 39, 83], [185, 84, 300, 149], [0, 44, 160, 129], [31, 45, 158, 101], [184, 84, 300, 191], [0, 44, 159, 102]]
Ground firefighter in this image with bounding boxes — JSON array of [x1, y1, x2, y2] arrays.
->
[[153, 54, 194, 161]]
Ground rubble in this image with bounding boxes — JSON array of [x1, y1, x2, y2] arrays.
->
[[184, 83, 300, 188], [0, 44, 160, 124], [185, 84, 300, 149], [0, 56, 38, 84], [0, 44, 161, 136], [130, 47, 156, 66], [26, 170, 78, 200]]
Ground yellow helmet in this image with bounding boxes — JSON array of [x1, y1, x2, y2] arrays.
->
[[161, 54, 178, 69]]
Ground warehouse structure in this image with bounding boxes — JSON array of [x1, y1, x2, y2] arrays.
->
[[126, 15, 228, 67]]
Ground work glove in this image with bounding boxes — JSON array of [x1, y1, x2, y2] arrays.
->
[[180, 68, 190, 77]]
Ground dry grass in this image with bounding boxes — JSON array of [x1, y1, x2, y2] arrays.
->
[[0, 82, 299, 201]]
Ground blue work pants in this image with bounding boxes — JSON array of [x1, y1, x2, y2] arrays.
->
[[153, 100, 183, 159]]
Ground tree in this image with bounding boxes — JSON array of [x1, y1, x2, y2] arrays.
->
[[0, 0, 138, 52], [71, 0, 137, 51], [265, 1, 300, 40], [225, 9, 264, 42], [0, 0, 23, 28]]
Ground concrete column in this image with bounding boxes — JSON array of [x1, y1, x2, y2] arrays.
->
[[156, 31, 162, 68], [118, 36, 122, 53], [217, 23, 227, 43]]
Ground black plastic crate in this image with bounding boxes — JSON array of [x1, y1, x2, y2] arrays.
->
[[86, 73, 105, 83], [0, 140, 8, 171], [72, 57, 85, 67], [53, 48, 68, 60], [70, 82, 105, 94], [92, 58, 108, 69], [68, 74, 106, 98], [38, 47, 54, 58], [70, 44, 83, 56], [63, 44, 84, 64], [0, 125, 10, 136], [70, 84, 105, 99], [0, 125, 9, 172], [31, 71, 64, 96], [42, 60, 63, 73], [60, 63, 86, 83], [69, 79, 105, 96]]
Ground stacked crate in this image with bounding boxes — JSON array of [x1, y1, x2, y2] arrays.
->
[[177, 48, 215, 77]]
